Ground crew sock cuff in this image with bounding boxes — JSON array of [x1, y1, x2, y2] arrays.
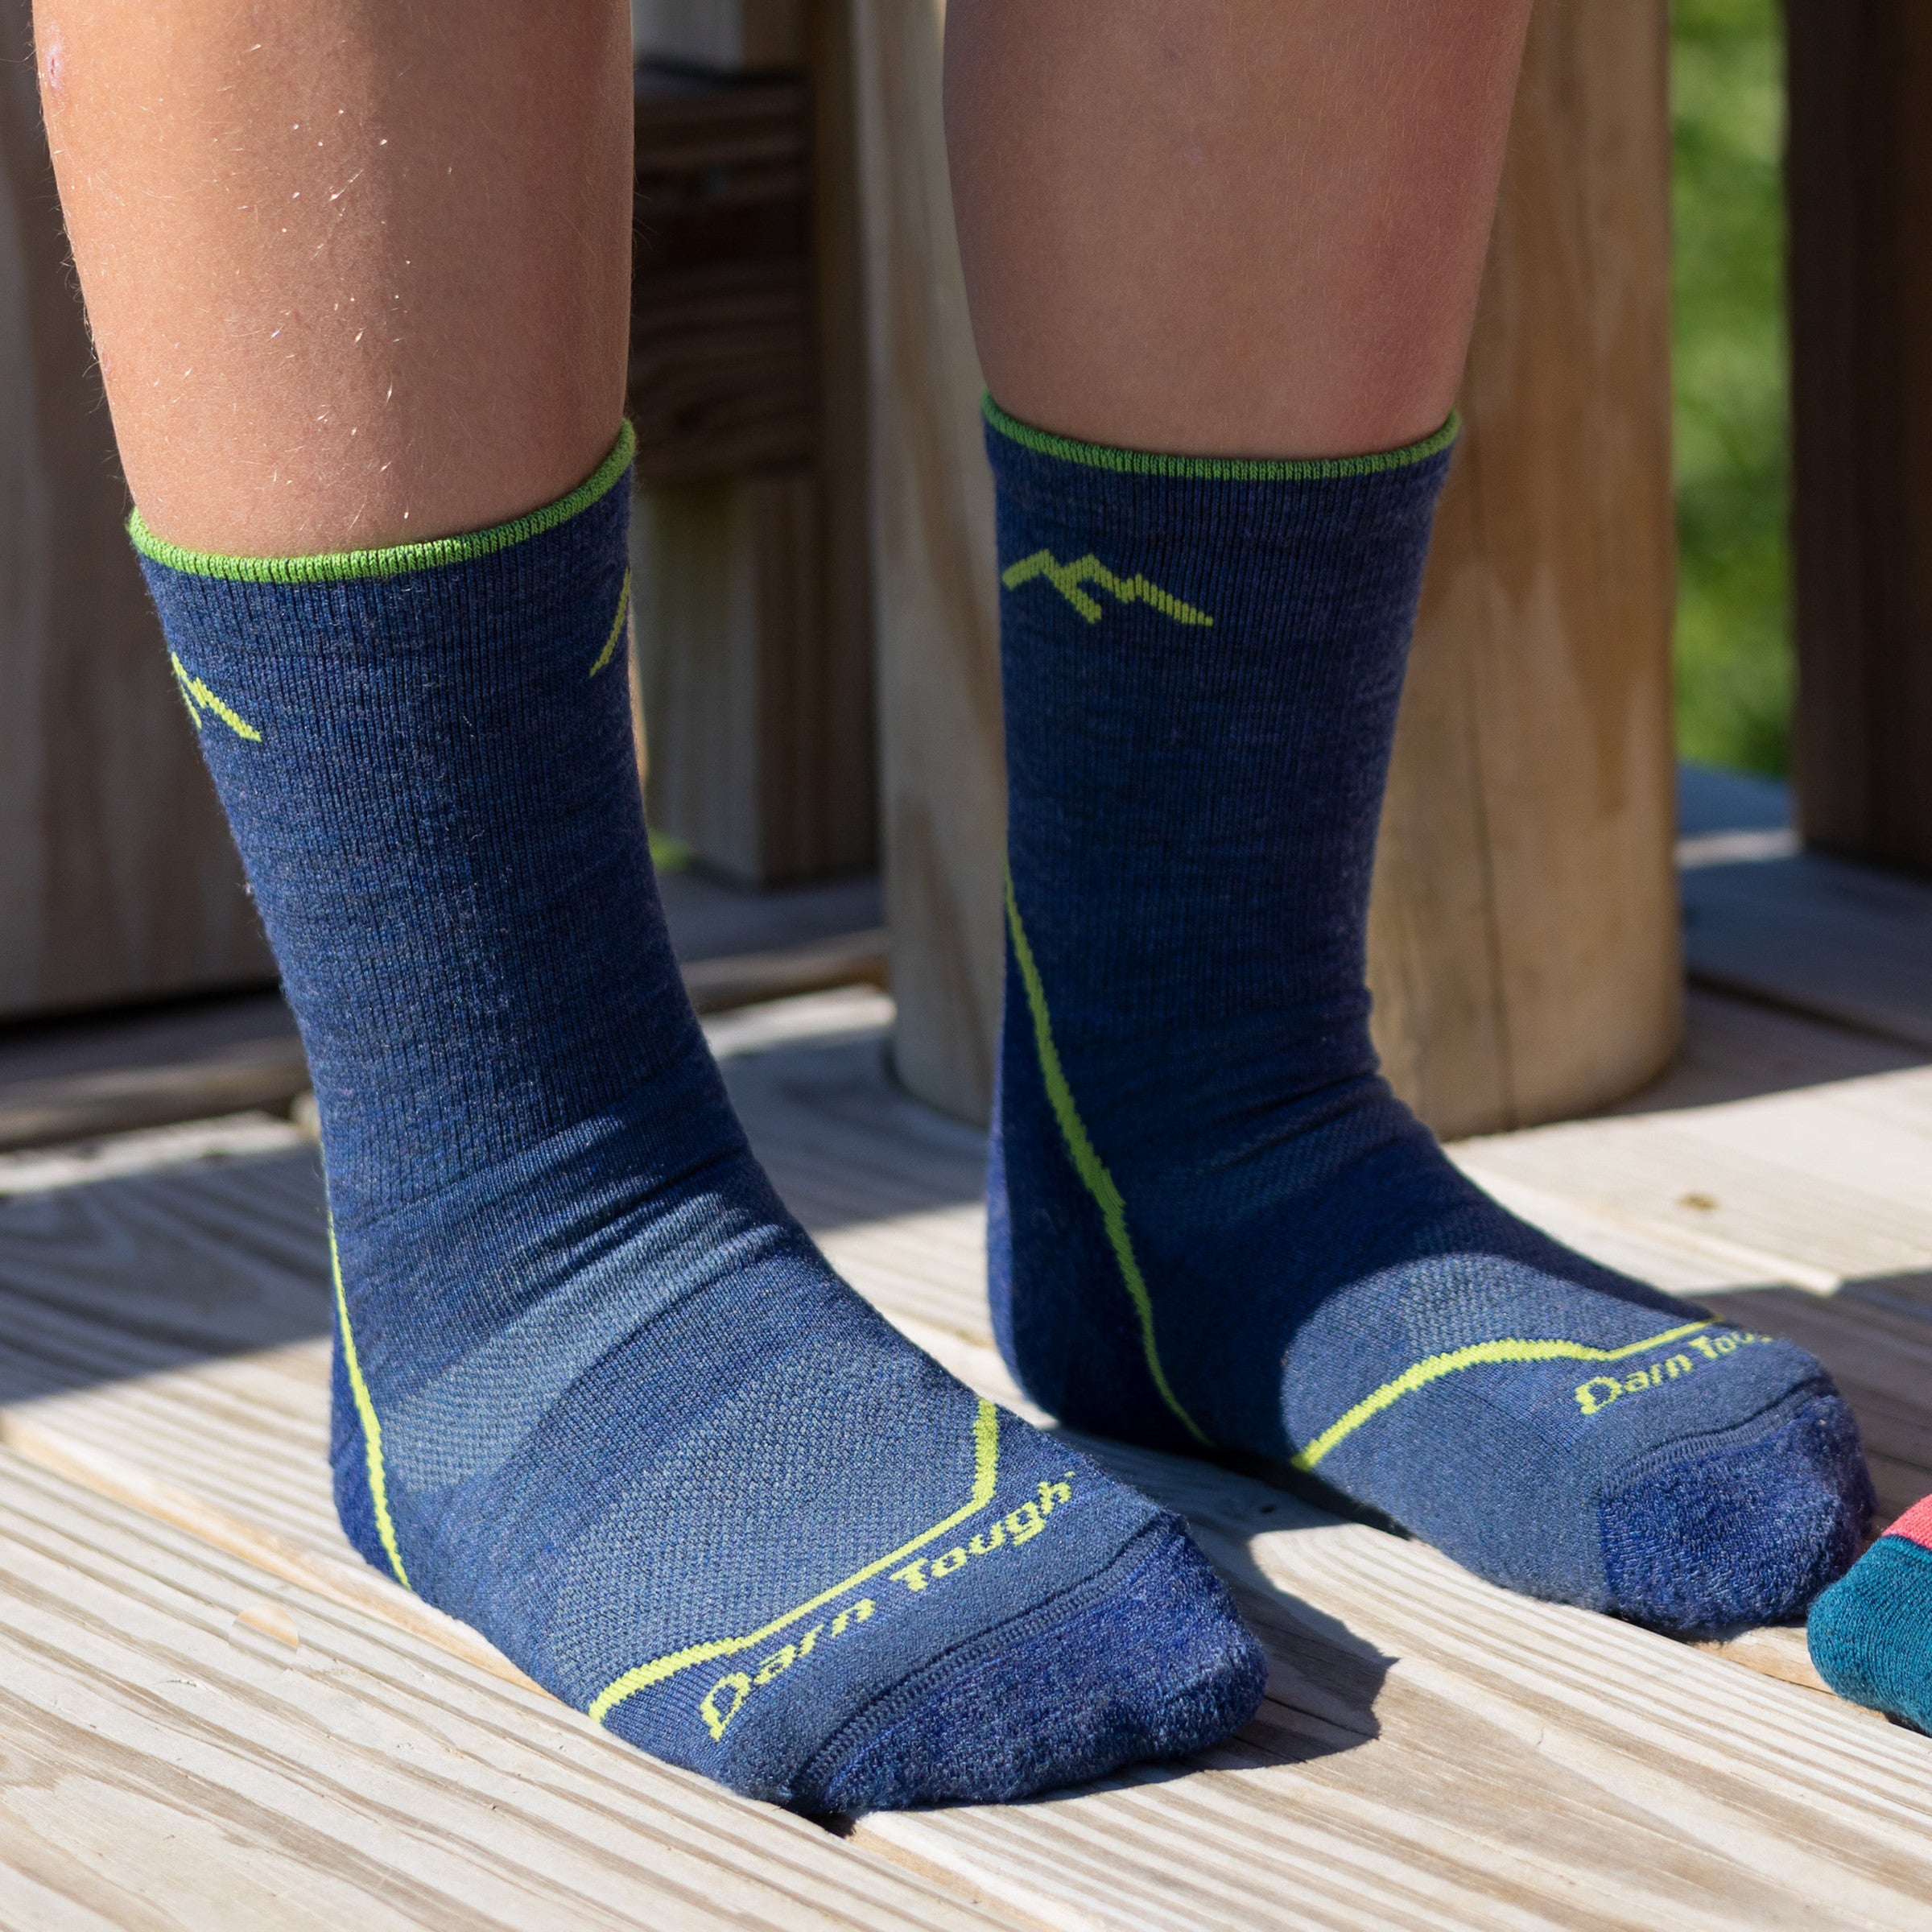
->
[[980, 394, 1458, 484], [127, 421, 636, 585]]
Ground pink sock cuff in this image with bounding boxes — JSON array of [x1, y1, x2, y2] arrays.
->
[[1887, 1493, 1932, 1551]]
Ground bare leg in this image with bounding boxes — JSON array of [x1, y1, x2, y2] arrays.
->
[[943, 0, 1533, 456], [31, 0, 1280, 1810], [35, 0, 633, 554]]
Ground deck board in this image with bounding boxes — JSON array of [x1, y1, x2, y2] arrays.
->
[[4, 987, 1932, 1926], [0, 1449, 1020, 1932], [1675, 761, 1932, 1053]]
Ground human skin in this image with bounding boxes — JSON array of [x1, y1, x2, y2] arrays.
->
[[943, 0, 1535, 459], [36, 2, 1530, 550], [33, 0, 633, 555]]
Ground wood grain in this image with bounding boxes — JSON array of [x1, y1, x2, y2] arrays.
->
[[630, 19, 879, 888], [0, 1448, 1020, 1932], [630, 71, 815, 487], [1786, 0, 1932, 876], [0, 0, 275, 1023], [863, 1423, 1932, 1932], [1455, 1053, 1932, 1298], [6, 985, 1932, 1926], [634, 469, 877, 886], [852, 0, 1680, 1137], [2, 1169, 1924, 1930], [1368, 0, 1682, 1139], [0, 1035, 309, 1154], [848, 0, 1005, 1124], [1682, 844, 1932, 1052]]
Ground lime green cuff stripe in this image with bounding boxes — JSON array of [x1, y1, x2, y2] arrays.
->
[[128, 422, 636, 584], [981, 394, 1458, 481]]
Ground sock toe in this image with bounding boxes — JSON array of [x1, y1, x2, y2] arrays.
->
[[1809, 1534, 1932, 1731], [1599, 1394, 1874, 1632], [799, 1525, 1266, 1814]]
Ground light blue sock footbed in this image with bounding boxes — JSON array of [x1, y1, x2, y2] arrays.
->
[[984, 398, 1875, 1633], [133, 426, 1266, 1812]]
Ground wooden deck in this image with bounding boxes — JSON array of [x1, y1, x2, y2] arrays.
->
[[4, 835, 1932, 1927]]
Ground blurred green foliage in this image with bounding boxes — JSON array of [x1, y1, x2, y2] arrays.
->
[[1671, 0, 1790, 774]]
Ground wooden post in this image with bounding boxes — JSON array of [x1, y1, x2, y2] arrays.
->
[[853, 0, 1682, 1136], [628, 6, 877, 886], [849, 0, 1005, 1121], [1365, 0, 1682, 1138], [1786, 2, 1932, 875], [0, 2, 272, 1022]]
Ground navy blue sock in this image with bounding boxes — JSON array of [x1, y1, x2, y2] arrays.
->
[[134, 428, 1265, 1810], [984, 400, 1872, 1633]]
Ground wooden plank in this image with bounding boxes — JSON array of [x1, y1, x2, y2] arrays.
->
[[1455, 1045, 1932, 1295], [9, 1162, 1932, 1930], [0, 991, 306, 1152], [1604, 984, 1926, 1115], [9, 989, 1932, 1929], [0, 0, 274, 1022], [1786, 0, 1932, 875], [1675, 750, 1932, 1045], [681, 928, 888, 1014], [634, 471, 877, 887], [0, 1449, 1020, 1932], [1366, 0, 1682, 1141], [851, 0, 1680, 1137], [630, 71, 814, 486], [0, 1112, 308, 1199], [848, 0, 1006, 1123], [1682, 844, 1932, 1052], [629, 28, 878, 889], [0, 1037, 308, 1154]]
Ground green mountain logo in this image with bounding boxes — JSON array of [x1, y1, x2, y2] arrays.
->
[[1001, 551, 1212, 627]]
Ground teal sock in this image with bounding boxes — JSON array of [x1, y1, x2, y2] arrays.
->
[[1810, 1496, 1932, 1730], [984, 401, 1873, 1631], [133, 429, 1265, 1810]]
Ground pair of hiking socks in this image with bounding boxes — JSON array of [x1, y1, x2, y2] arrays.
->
[[136, 407, 1876, 1814]]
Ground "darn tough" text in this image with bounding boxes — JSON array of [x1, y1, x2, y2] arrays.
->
[[696, 1474, 1077, 1742], [1575, 1330, 1775, 1416]]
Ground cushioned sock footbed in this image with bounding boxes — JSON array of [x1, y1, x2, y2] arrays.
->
[[1810, 1494, 1932, 1730], [134, 429, 1265, 1810], [983, 399, 1873, 1633]]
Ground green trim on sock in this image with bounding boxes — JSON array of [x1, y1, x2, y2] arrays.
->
[[129, 423, 637, 584], [1291, 1320, 1718, 1473], [982, 394, 1458, 481], [1005, 868, 1211, 1448], [329, 1223, 411, 1591]]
